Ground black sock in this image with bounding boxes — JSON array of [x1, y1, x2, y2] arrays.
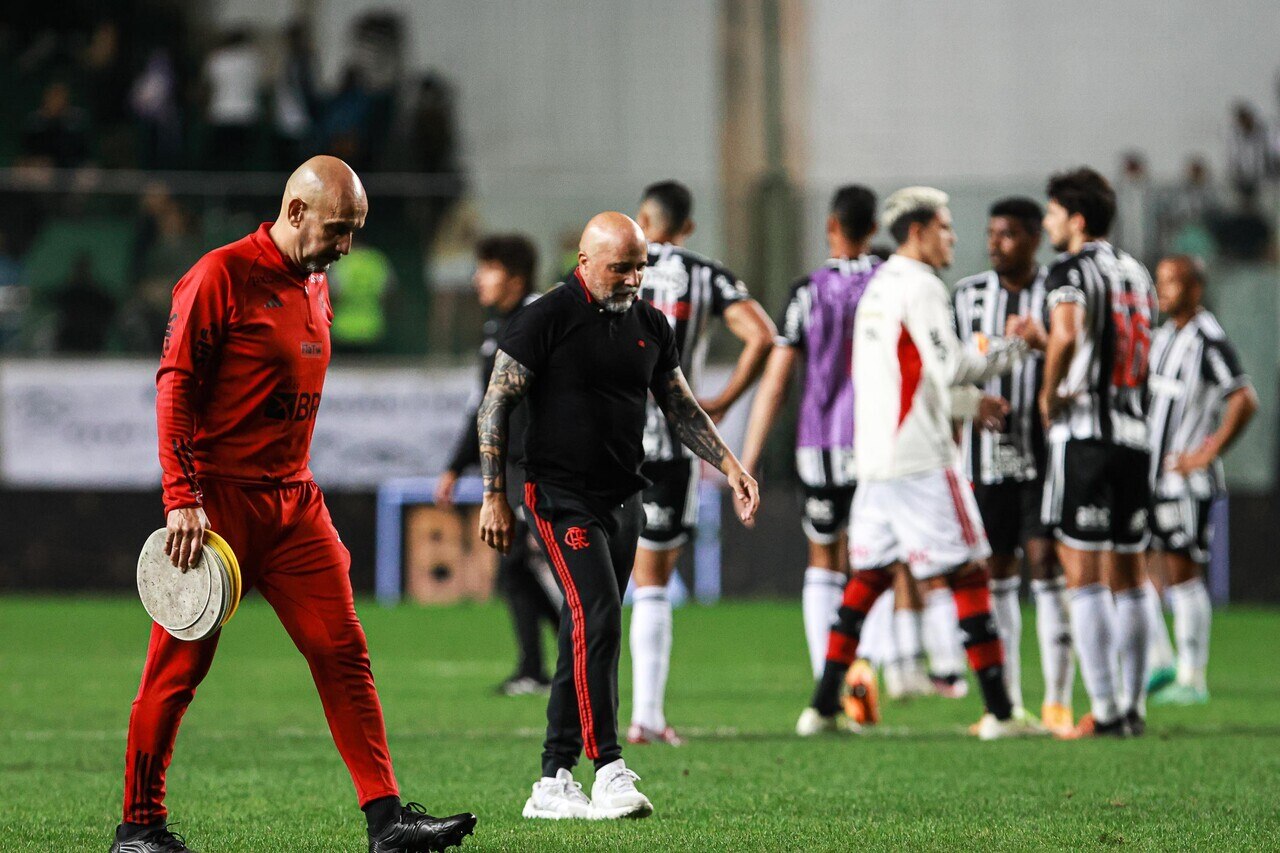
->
[[974, 664, 1013, 721], [118, 822, 159, 839], [811, 660, 849, 716], [363, 795, 402, 835]]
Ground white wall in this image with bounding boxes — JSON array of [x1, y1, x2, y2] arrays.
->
[[805, 0, 1280, 184]]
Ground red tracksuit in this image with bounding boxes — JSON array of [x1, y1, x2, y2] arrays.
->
[[123, 223, 398, 824]]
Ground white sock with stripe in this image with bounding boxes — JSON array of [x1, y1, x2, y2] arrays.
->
[[989, 576, 1024, 710], [1143, 580, 1176, 674], [629, 585, 672, 730], [1169, 577, 1211, 691], [802, 567, 846, 678], [1068, 583, 1120, 723], [923, 588, 965, 677], [1114, 587, 1149, 718], [1031, 577, 1074, 708]]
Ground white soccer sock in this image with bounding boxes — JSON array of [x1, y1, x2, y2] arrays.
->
[[1114, 587, 1149, 719], [858, 592, 897, 668], [1169, 577, 1211, 691], [1143, 580, 1176, 674], [1031, 577, 1074, 708], [802, 568, 846, 678], [989, 576, 1024, 710], [893, 605, 926, 676], [629, 585, 672, 730], [923, 588, 965, 677], [1068, 584, 1120, 723]]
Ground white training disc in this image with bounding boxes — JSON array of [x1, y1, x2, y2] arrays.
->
[[137, 528, 228, 641]]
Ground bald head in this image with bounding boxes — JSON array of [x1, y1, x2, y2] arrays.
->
[[1156, 254, 1205, 320], [270, 155, 368, 273], [577, 212, 647, 313]]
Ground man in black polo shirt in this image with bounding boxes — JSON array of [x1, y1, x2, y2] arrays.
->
[[476, 212, 759, 820]]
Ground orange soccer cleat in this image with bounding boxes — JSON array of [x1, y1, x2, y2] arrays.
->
[[1041, 702, 1075, 737], [842, 659, 881, 725]]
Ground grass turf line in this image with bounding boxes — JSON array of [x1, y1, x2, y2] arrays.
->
[[1, 597, 1278, 850]]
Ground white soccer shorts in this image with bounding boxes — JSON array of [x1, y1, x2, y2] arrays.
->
[[849, 466, 992, 580]]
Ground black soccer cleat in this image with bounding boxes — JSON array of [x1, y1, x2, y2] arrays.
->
[[110, 823, 195, 853], [368, 803, 477, 853], [1124, 708, 1147, 737]]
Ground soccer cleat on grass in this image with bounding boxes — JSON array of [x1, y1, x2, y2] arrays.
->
[[969, 706, 1044, 736], [795, 706, 861, 736], [110, 824, 194, 853], [368, 803, 477, 852], [627, 722, 685, 746], [590, 759, 653, 820], [1040, 702, 1075, 737], [522, 768, 593, 819], [497, 674, 551, 696], [1057, 712, 1127, 740], [1150, 683, 1209, 706], [974, 711, 1048, 740], [1124, 708, 1146, 737], [1146, 665, 1177, 696], [930, 672, 970, 699], [842, 659, 881, 725]]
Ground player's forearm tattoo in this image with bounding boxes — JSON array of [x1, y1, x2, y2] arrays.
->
[[654, 368, 729, 470], [477, 350, 534, 494]]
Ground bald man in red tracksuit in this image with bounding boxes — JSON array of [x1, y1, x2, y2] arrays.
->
[[115, 161, 475, 853]]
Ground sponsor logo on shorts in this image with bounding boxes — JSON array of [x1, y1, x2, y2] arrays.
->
[[1128, 508, 1148, 535], [805, 497, 835, 524], [907, 548, 932, 566], [1075, 504, 1110, 531], [643, 502, 674, 531], [564, 527, 589, 550]]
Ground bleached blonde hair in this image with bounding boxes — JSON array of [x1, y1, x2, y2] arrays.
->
[[882, 186, 949, 244]]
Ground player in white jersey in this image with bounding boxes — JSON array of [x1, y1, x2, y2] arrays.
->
[[627, 181, 776, 746], [1038, 168, 1156, 738], [797, 187, 1042, 739], [1143, 256, 1256, 705]]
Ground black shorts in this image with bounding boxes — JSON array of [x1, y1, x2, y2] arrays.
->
[[973, 478, 1051, 556], [799, 483, 856, 545], [1042, 438, 1151, 553], [1150, 494, 1214, 564], [638, 458, 700, 550]]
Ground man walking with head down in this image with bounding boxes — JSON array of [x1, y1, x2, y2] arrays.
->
[[477, 212, 759, 820], [115, 156, 476, 853]]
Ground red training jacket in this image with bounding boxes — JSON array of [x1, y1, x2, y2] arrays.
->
[[157, 222, 333, 513]]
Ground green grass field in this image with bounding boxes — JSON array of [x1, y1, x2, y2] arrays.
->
[[2, 596, 1278, 851]]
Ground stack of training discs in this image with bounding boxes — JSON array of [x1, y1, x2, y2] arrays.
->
[[137, 528, 243, 641]]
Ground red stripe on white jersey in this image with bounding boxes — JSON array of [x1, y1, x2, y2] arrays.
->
[[897, 324, 922, 428]]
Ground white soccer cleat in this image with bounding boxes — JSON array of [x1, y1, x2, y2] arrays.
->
[[974, 712, 1050, 741], [522, 768, 593, 819], [795, 707, 861, 736], [590, 759, 653, 819]]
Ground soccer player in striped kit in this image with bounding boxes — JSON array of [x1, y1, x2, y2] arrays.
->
[[1143, 255, 1257, 706], [953, 197, 1075, 735], [798, 187, 1043, 739], [627, 181, 775, 746], [114, 157, 476, 853], [477, 212, 758, 820], [1038, 168, 1156, 738]]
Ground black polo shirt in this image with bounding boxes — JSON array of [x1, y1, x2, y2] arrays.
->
[[500, 268, 680, 508]]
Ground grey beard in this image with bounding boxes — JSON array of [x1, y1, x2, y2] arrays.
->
[[602, 295, 635, 313]]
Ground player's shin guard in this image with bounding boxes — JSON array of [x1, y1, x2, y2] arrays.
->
[[950, 569, 1012, 721], [1032, 577, 1074, 707], [1114, 587, 1149, 717], [811, 568, 892, 715]]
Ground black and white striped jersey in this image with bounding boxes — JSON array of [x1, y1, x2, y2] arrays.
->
[[639, 242, 749, 462], [1042, 242, 1155, 450], [953, 267, 1048, 484], [1147, 310, 1252, 498]]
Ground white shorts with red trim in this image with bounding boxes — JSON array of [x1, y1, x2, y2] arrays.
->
[[849, 466, 992, 580]]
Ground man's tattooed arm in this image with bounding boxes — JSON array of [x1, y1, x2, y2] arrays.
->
[[477, 350, 535, 494], [652, 367, 731, 471]]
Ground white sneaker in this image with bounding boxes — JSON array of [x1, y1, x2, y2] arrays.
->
[[522, 768, 593, 819], [795, 707, 861, 736], [590, 759, 653, 819], [974, 712, 1049, 741]]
